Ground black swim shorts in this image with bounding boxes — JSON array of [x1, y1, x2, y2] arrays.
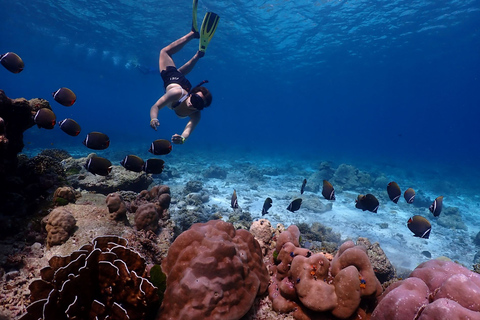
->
[[160, 66, 192, 91]]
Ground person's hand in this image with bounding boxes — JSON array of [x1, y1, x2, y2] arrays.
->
[[172, 134, 186, 144], [150, 118, 159, 130]]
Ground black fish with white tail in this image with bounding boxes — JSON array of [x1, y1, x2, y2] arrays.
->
[[231, 189, 238, 209], [404, 188, 415, 204], [407, 215, 431, 239], [52, 87, 76, 106], [34, 109, 56, 129], [120, 155, 144, 172], [143, 159, 165, 174], [300, 179, 307, 194], [287, 198, 302, 212], [148, 139, 172, 155], [355, 194, 379, 213], [262, 197, 272, 216], [58, 118, 81, 136], [84, 156, 112, 176], [387, 181, 401, 203], [0, 52, 24, 73], [322, 180, 335, 200], [83, 132, 110, 150], [429, 196, 444, 217]]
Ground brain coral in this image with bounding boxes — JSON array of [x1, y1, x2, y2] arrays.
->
[[157, 220, 269, 320], [372, 259, 480, 320], [41, 207, 77, 247], [19, 235, 159, 320], [269, 225, 382, 319]]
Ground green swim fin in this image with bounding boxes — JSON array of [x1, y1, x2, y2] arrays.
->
[[192, 0, 199, 35], [199, 12, 220, 55]]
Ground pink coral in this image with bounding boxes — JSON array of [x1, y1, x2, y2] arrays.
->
[[269, 225, 382, 319], [157, 220, 269, 320], [372, 259, 480, 319]]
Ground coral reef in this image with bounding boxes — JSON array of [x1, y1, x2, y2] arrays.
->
[[202, 165, 228, 179], [66, 154, 153, 194], [0, 90, 50, 176], [19, 235, 160, 320], [269, 225, 382, 319], [105, 192, 128, 220], [53, 186, 77, 206], [331, 164, 372, 191], [158, 220, 269, 320], [356, 237, 396, 284], [129, 185, 171, 232], [41, 207, 77, 247], [372, 259, 480, 319]]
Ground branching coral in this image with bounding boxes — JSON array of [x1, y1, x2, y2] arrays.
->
[[19, 235, 159, 320]]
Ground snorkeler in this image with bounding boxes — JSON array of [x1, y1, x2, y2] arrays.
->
[[149, 0, 219, 144]]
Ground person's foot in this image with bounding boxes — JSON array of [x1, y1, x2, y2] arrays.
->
[[192, 29, 200, 39], [197, 50, 205, 58]]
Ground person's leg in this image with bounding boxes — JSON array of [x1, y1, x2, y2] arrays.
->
[[177, 50, 203, 76], [159, 31, 198, 72]]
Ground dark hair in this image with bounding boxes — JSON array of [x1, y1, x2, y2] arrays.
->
[[190, 86, 212, 107]]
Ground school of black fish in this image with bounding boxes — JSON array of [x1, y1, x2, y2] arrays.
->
[[2, 51, 170, 178], [4, 51, 444, 242]]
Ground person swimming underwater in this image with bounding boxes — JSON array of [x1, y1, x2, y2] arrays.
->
[[149, 0, 219, 144]]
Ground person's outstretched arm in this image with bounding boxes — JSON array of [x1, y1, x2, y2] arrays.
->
[[149, 88, 182, 130], [172, 111, 201, 144]]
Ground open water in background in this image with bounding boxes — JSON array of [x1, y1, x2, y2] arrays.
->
[[1, 1, 480, 216]]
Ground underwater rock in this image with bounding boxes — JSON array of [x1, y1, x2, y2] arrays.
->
[[299, 195, 333, 214], [41, 207, 77, 247], [331, 163, 372, 191], [357, 237, 397, 284], [249, 219, 274, 256], [474, 231, 480, 247], [436, 207, 467, 230], [158, 220, 269, 320], [67, 154, 153, 194], [297, 222, 341, 244], [19, 235, 159, 320], [202, 165, 227, 179], [184, 180, 203, 193]]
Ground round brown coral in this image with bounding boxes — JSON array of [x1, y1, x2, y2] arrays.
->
[[106, 192, 127, 220], [158, 220, 269, 320], [42, 207, 77, 247]]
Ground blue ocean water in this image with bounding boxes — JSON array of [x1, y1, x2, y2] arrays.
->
[[1, 1, 480, 251]]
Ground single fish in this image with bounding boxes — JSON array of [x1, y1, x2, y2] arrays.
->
[[355, 193, 379, 213], [404, 188, 415, 204], [58, 118, 81, 136], [83, 131, 110, 150], [429, 196, 443, 217], [143, 158, 165, 174], [149, 139, 172, 155], [322, 180, 335, 200], [300, 179, 307, 194], [0, 52, 24, 73], [387, 181, 401, 203], [52, 87, 76, 106], [287, 198, 302, 212], [262, 197, 272, 216], [120, 155, 144, 172], [34, 108, 56, 129], [407, 215, 431, 239], [231, 189, 238, 209], [84, 156, 112, 176]]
